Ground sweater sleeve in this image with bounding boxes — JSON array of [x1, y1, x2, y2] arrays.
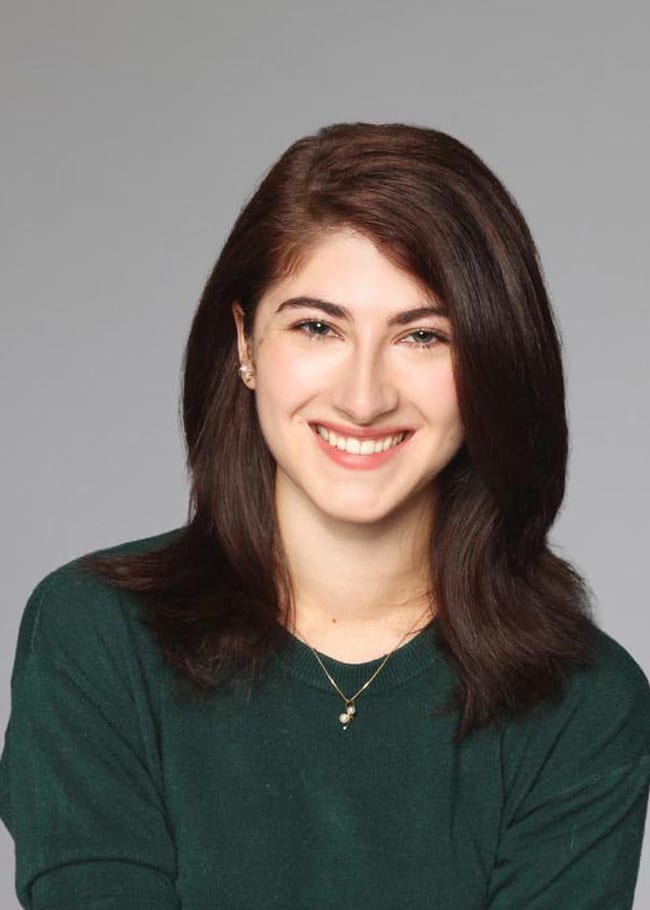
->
[[0, 567, 181, 910], [487, 633, 650, 909], [487, 753, 650, 908]]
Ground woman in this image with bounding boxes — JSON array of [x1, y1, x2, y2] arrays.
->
[[1, 121, 649, 909]]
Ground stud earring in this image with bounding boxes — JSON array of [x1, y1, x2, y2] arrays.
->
[[238, 363, 255, 385]]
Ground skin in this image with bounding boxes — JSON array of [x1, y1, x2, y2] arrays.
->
[[232, 229, 465, 662]]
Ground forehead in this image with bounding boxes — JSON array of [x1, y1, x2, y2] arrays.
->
[[261, 229, 435, 314]]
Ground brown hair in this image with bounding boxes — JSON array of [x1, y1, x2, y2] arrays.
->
[[81, 121, 598, 741]]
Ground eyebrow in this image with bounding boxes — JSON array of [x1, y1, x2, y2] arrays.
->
[[274, 296, 448, 326]]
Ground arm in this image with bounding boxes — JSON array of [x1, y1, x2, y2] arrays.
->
[[487, 631, 650, 909], [0, 568, 181, 910], [487, 753, 650, 908]]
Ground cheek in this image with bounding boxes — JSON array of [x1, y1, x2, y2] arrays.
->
[[440, 380, 461, 421], [416, 366, 460, 419], [254, 344, 316, 429], [259, 342, 326, 399], [425, 373, 464, 445]]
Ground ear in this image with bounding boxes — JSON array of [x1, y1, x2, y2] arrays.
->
[[232, 302, 256, 387], [232, 301, 250, 363]]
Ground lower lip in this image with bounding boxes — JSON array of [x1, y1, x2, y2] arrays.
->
[[310, 426, 413, 470]]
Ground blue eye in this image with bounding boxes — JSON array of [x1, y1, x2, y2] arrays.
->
[[407, 330, 442, 349], [291, 320, 447, 350], [294, 320, 333, 340]]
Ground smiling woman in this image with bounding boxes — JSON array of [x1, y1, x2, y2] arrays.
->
[[1, 122, 649, 910]]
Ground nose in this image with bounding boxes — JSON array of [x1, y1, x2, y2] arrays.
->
[[330, 343, 399, 425]]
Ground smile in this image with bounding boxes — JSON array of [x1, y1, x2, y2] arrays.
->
[[312, 424, 410, 455]]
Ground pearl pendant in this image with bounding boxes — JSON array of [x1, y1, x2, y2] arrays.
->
[[338, 702, 357, 729]]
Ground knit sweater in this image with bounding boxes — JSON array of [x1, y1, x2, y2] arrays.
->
[[1, 528, 650, 909]]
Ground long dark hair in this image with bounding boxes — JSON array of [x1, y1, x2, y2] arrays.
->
[[81, 121, 598, 741]]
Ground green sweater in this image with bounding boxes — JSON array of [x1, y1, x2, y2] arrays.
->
[[1, 529, 650, 909]]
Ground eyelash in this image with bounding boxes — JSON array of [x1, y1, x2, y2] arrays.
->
[[291, 320, 448, 350]]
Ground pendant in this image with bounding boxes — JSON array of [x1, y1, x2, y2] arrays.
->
[[338, 702, 356, 729]]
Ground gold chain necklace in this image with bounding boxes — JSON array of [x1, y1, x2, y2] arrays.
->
[[296, 607, 432, 730]]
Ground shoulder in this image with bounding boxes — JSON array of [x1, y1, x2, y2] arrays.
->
[[12, 526, 185, 677], [500, 626, 650, 802], [565, 626, 650, 766], [578, 625, 650, 725]]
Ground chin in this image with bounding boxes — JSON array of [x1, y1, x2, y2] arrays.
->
[[314, 493, 412, 527]]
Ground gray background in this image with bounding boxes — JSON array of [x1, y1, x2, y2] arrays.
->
[[1, 1, 648, 906]]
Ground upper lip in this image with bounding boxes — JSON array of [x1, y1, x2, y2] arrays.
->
[[310, 421, 412, 440]]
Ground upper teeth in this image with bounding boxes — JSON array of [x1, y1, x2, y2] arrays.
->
[[315, 425, 407, 455]]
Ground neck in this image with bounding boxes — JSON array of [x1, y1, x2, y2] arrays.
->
[[274, 474, 438, 650]]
